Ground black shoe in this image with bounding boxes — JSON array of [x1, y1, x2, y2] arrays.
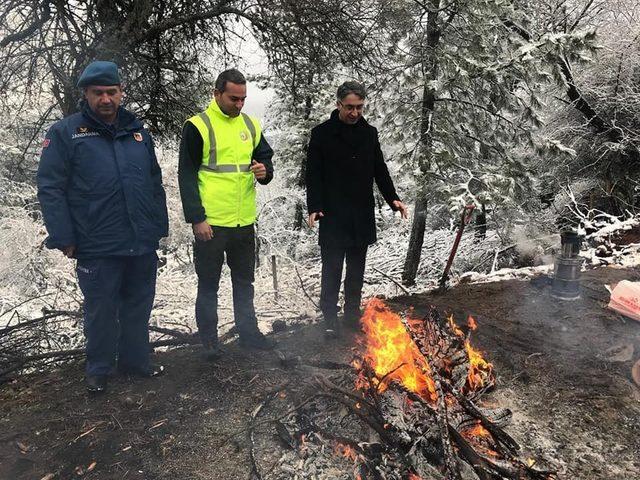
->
[[324, 327, 339, 339], [323, 317, 340, 339], [239, 332, 276, 350], [86, 375, 108, 393], [343, 311, 362, 331], [202, 340, 223, 361], [118, 363, 165, 377]]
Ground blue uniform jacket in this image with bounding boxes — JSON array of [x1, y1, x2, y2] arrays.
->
[[37, 104, 169, 259]]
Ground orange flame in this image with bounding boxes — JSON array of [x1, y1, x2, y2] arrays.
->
[[408, 474, 422, 480], [359, 298, 437, 401], [357, 299, 493, 400], [461, 421, 498, 457], [447, 314, 464, 337], [464, 422, 492, 439], [334, 443, 357, 462], [467, 315, 477, 330], [465, 340, 493, 391]]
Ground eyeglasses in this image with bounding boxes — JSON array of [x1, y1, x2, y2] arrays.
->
[[338, 101, 364, 112]]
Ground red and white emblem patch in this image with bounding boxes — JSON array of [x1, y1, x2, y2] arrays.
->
[[133, 132, 143, 142], [42, 138, 50, 148]]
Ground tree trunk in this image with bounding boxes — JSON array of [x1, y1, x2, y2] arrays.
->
[[293, 155, 307, 230], [475, 203, 487, 239], [402, 187, 428, 285], [402, 1, 441, 286], [293, 84, 314, 231]]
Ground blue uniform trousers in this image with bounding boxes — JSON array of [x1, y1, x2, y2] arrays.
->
[[76, 252, 158, 376]]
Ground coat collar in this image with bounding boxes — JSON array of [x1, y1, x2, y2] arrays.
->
[[81, 103, 142, 135], [328, 108, 369, 134], [206, 98, 241, 122]]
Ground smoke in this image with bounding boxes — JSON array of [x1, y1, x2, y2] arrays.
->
[[512, 225, 557, 267]]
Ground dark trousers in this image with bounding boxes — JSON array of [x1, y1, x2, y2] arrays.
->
[[193, 225, 260, 343], [76, 253, 158, 376], [320, 244, 368, 321]]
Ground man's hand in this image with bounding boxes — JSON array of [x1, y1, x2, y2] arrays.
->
[[192, 221, 213, 241], [62, 245, 76, 258], [392, 200, 409, 219], [250, 160, 267, 180], [307, 211, 324, 228]]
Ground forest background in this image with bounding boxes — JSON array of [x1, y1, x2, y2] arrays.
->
[[0, 0, 639, 373]]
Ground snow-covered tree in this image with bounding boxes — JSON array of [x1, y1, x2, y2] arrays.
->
[[358, 0, 600, 284]]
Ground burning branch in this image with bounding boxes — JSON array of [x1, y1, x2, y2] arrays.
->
[[323, 299, 556, 479]]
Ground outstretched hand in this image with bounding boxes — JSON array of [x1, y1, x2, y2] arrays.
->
[[392, 200, 409, 219], [307, 211, 324, 228]]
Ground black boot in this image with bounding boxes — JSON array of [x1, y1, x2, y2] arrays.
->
[[323, 316, 340, 339], [239, 331, 276, 350], [86, 375, 108, 393], [343, 309, 362, 331], [202, 338, 223, 361]]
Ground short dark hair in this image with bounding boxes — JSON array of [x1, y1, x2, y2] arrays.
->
[[337, 81, 366, 101], [215, 69, 246, 92]]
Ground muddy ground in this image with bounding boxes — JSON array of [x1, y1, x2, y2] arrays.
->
[[1, 266, 639, 480]]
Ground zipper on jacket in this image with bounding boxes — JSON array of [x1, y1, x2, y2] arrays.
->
[[236, 142, 242, 226]]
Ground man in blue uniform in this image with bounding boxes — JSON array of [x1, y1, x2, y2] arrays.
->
[[37, 61, 169, 393]]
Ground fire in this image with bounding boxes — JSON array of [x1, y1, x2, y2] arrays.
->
[[465, 340, 493, 391], [334, 443, 358, 462], [408, 474, 422, 480], [464, 422, 492, 439], [359, 298, 437, 401], [357, 299, 493, 401], [461, 421, 498, 457], [447, 314, 464, 337]]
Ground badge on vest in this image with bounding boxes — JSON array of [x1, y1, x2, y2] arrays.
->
[[133, 132, 143, 142], [239, 130, 249, 142]]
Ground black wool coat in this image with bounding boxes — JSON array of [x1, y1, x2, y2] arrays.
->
[[306, 110, 401, 247]]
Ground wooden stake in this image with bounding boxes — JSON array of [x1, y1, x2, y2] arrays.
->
[[271, 255, 278, 300]]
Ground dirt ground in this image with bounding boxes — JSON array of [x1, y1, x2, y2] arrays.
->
[[1, 265, 639, 480]]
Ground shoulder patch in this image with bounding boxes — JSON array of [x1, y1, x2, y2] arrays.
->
[[42, 138, 50, 148], [133, 132, 143, 142]]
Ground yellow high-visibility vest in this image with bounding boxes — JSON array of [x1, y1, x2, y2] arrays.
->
[[187, 99, 262, 227]]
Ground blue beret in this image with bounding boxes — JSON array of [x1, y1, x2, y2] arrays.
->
[[77, 61, 121, 88]]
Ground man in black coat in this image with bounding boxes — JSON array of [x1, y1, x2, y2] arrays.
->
[[306, 81, 408, 337]]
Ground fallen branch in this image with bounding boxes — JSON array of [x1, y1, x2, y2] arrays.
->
[[370, 266, 410, 294], [0, 335, 201, 384], [293, 265, 319, 310]]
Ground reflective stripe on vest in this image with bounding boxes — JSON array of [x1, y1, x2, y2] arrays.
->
[[199, 111, 257, 173], [187, 100, 262, 227]]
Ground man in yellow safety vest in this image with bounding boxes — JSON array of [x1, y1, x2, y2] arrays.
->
[[178, 69, 275, 359]]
